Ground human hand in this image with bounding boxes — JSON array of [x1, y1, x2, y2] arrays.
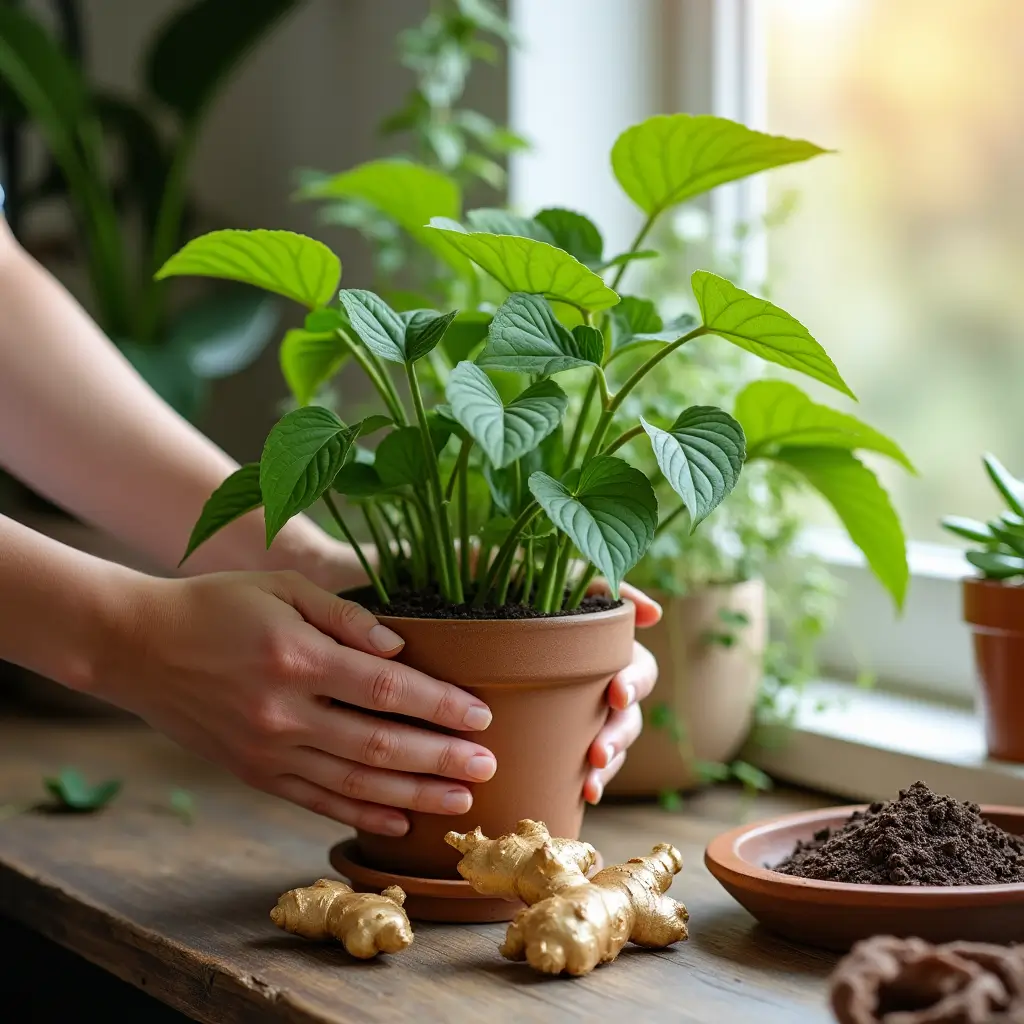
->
[[91, 570, 496, 835], [584, 581, 661, 804]]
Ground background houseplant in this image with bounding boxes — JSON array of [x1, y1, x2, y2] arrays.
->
[[943, 454, 1024, 762], [155, 111, 899, 896]]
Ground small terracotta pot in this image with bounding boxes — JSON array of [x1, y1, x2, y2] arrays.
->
[[356, 602, 635, 878], [964, 577, 1024, 762], [607, 579, 766, 796]]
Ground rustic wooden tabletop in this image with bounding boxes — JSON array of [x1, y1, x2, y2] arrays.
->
[[0, 716, 837, 1023]]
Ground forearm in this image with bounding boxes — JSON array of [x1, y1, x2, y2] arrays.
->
[[0, 219, 362, 585]]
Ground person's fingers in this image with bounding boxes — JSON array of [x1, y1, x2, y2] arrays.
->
[[587, 578, 662, 628], [584, 751, 626, 805], [270, 774, 410, 836], [291, 747, 475, 816], [588, 704, 643, 770], [606, 641, 658, 711], [270, 570, 407, 657], [302, 704, 497, 782], [303, 639, 493, 733]]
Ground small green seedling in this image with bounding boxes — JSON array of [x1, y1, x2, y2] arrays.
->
[[43, 767, 122, 812]]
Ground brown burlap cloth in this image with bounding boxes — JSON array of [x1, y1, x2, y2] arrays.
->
[[831, 936, 1024, 1024]]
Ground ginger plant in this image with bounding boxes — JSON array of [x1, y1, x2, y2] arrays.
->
[[157, 113, 900, 613], [445, 819, 688, 976], [271, 878, 413, 960]]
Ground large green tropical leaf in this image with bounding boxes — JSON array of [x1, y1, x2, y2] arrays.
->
[[180, 463, 263, 564], [427, 218, 620, 311], [477, 293, 603, 374], [279, 329, 348, 406], [529, 456, 658, 596], [641, 408, 746, 529], [145, 0, 298, 120], [259, 407, 355, 544], [775, 448, 908, 608], [156, 229, 341, 310], [446, 362, 567, 469], [737, 380, 913, 470], [612, 113, 827, 217], [692, 271, 853, 398]]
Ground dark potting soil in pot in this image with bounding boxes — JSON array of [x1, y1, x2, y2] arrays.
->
[[346, 583, 621, 620], [775, 782, 1024, 886]]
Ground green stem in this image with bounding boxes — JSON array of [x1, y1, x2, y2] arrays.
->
[[567, 565, 599, 609], [323, 493, 389, 605], [362, 505, 397, 592], [400, 500, 427, 589], [563, 373, 598, 472], [520, 538, 535, 604], [381, 504, 407, 562], [338, 332, 408, 425], [656, 501, 690, 536], [366, 347, 409, 426], [601, 424, 644, 456], [549, 535, 574, 612], [610, 212, 657, 292], [476, 502, 541, 605], [446, 437, 473, 502], [458, 444, 471, 594], [534, 535, 560, 611], [406, 363, 462, 602]]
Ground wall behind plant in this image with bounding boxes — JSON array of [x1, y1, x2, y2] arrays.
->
[[40, 0, 508, 461]]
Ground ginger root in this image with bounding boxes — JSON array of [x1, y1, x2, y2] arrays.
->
[[446, 819, 688, 976], [270, 879, 413, 959]]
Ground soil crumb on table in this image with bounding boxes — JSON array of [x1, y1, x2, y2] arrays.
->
[[775, 781, 1024, 886]]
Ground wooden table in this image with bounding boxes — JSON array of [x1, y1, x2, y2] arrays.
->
[[0, 716, 838, 1023]]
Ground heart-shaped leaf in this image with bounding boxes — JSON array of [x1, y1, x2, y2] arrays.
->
[[260, 407, 356, 544], [279, 329, 348, 406], [737, 380, 913, 470], [528, 456, 658, 596], [181, 462, 263, 565], [692, 271, 853, 398], [641, 408, 746, 529], [375, 427, 434, 488], [427, 219, 620, 311], [446, 362, 567, 469], [401, 308, 459, 362], [478, 293, 604, 375], [533, 208, 604, 266], [775, 448, 908, 609], [44, 767, 122, 812], [156, 229, 341, 310], [612, 113, 827, 217], [466, 208, 554, 243]]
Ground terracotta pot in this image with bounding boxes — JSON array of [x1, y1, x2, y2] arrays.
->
[[606, 579, 767, 796], [963, 577, 1024, 762], [356, 602, 635, 878]]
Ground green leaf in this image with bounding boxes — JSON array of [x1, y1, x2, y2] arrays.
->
[[298, 159, 471, 276], [169, 788, 196, 825], [466, 208, 553, 243], [533, 208, 604, 267], [731, 761, 773, 792], [641, 408, 746, 529], [479, 516, 517, 550], [987, 522, 1024, 557], [181, 463, 263, 565], [446, 363, 568, 469], [658, 789, 684, 812], [145, 0, 297, 121], [775, 448, 908, 608], [402, 309, 459, 363], [442, 312, 492, 364], [596, 249, 659, 272], [279, 329, 348, 406], [736, 380, 913, 470], [528, 456, 658, 596], [967, 550, 1024, 580], [44, 768, 122, 812], [356, 414, 393, 438], [612, 113, 827, 217], [610, 299, 698, 355], [338, 290, 455, 364], [478, 293, 604, 375], [693, 760, 732, 784], [332, 462, 394, 499], [156, 229, 341, 310], [692, 271, 853, 398], [571, 325, 605, 365], [305, 308, 346, 333], [984, 454, 1024, 518], [168, 285, 280, 380], [427, 219, 620, 311], [375, 427, 431, 488], [259, 407, 355, 545]]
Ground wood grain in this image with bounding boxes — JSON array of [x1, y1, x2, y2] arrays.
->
[[0, 717, 837, 1023]]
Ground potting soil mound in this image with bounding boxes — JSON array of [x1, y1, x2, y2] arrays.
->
[[348, 584, 621, 620], [774, 781, 1024, 886]]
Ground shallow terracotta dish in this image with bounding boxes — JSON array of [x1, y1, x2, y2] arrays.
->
[[705, 804, 1024, 951]]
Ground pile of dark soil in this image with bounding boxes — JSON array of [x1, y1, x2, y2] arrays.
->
[[775, 782, 1024, 886]]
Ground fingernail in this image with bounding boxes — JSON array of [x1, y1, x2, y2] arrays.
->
[[383, 816, 409, 836], [442, 789, 472, 814], [624, 683, 637, 706], [463, 705, 492, 731], [604, 743, 615, 767], [369, 624, 404, 652], [466, 754, 497, 781], [589, 780, 604, 805]]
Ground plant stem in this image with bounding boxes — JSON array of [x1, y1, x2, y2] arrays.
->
[[406, 363, 462, 602], [362, 505, 397, 592], [534, 535, 560, 611], [337, 331, 408, 425], [548, 535, 575, 612], [601, 424, 644, 456], [520, 538, 535, 604], [656, 501, 690, 536], [610, 211, 657, 292], [563, 373, 598, 472], [457, 444, 472, 593], [366, 347, 409, 426], [399, 500, 427, 589], [446, 437, 473, 501], [476, 502, 541, 605], [323, 493, 389, 605], [567, 565, 598, 609]]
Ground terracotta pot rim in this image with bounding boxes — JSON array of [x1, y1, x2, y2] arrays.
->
[[373, 599, 634, 627], [705, 803, 1024, 905]]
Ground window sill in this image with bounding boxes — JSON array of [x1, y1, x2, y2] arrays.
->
[[746, 680, 1024, 804]]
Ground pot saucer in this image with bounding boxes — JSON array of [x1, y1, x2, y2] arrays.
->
[[705, 804, 1024, 951], [330, 839, 521, 923]]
